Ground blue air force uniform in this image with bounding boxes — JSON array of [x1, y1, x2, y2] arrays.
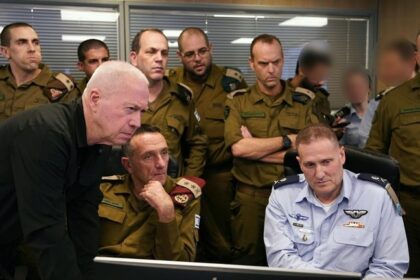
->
[[264, 169, 408, 278]]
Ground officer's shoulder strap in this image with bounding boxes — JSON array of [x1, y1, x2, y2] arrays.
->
[[357, 173, 405, 216], [226, 88, 248, 99], [174, 176, 205, 198], [101, 174, 126, 181], [173, 82, 193, 105], [273, 175, 300, 189], [224, 66, 244, 82], [357, 173, 388, 187], [165, 68, 176, 78], [44, 72, 77, 102], [292, 87, 315, 105], [222, 66, 245, 92], [374, 87, 394, 101]]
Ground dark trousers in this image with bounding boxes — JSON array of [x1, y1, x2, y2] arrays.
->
[[400, 186, 420, 277]]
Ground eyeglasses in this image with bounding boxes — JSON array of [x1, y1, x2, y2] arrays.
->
[[181, 47, 210, 60]]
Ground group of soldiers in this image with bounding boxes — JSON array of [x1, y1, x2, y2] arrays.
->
[[0, 20, 419, 279]]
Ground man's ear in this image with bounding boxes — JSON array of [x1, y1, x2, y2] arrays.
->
[[208, 43, 213, 54], [87, 88, 101, 112], [121, 157, 132, 174], [0, 46, 9, 59], [77, 61, 84, 72], [339, 145, 346, 166], [129, 51, 138, 66], [176, 50, 183, 62]]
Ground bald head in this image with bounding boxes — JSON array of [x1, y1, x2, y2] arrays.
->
[[82, 60, 149, 146]]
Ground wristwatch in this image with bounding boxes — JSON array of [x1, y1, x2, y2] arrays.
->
[[282, 135, 292, 150]]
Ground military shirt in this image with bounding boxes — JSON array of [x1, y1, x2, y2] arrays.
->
[[98, 175, 201, 261], [168, 64, 247, 167], [340, 104, 363, 148], [0, 64, 80, 122], [78, 76, 89, 94], [311, 88, 333, 125], [141, 77, 207, 177], [366, 74, 420, 187], [224, 81, 317, 187], [264, 170, 408, 278]]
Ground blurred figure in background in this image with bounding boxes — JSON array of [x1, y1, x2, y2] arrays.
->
[[359, 38, 418, 147], [340, 67, 371, 147]]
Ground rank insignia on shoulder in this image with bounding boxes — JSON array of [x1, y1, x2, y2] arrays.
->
[[44, 72, 76, 102], [294, 87, 315, 100], [343, 209, 368, 219], [222, 67, 244, 92], [101, 175, 125, 181], [317, 87, 330, 97], [226, 88, 247, 99], [176, 82, 193, 105], [358, 173, 405, 216], [170, 176, 206, 208], [273, 175, 300, 189], [374, 87, 393, 101]]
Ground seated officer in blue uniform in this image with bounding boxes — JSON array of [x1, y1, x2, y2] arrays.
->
[[264, 124, 408, 278]]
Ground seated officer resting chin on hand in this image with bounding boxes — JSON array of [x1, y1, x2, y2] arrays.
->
[[264, 124, 408, 278], [98, 125, 205, 261]]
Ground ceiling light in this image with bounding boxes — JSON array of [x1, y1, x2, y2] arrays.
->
[[214, 14, 264, 19], [231, 38, 253, 44], [61, 35, 106, 42], [163, 29, 182, 38], [279, 16, 328, 27], [61, 9, 119, 22], [168, 41, 178, 48]]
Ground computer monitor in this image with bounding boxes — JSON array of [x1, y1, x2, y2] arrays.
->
[[94, 256, 361, 280]]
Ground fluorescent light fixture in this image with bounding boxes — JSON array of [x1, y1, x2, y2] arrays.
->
[[231, 38, 253, 44], [163, 29, 182, 38], [279, 16, 328, 27], [168, 41, 178, 48], [61, 9, 119, 22], [214, 14, 265, 19], [61, 35, 106, 42]]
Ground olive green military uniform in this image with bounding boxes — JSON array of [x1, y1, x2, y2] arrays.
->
[[98, 175, 201, 261], [365, 73, 420, 277], [168, 64, 247, 262], [312, 88, 333, 125], [224, 80, 317, 265], [0, 64, 80, 122], [142, 77, 207, 177], [77, 76, 89, 94]]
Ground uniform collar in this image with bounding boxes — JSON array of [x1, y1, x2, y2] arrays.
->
[[179, 63, 219, 88], [295, 169, 352, 205], [113, 175, 175, 195], [148, 78, 172, 111], [250, 80, 293, 106], [0, 63, 50, 86], [75, 99, 89, 148]]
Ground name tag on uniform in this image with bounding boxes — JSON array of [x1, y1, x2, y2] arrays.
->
[[241, 111, 266, 118]]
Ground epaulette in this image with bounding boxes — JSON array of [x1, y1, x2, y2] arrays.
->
[[273, 175, 300, 189], [375, 90, 387, 101], [226, 88, 248, 99], [165, 68, 176, 78], [170, 176, 206, 208], [101, 175, 125, 181], [292, 87, 315, 105], [100, 198, 124, 209], [357, 173, 405, 216], [174, 82, 193, 105], [317, 87, 330, 97], [222, 67, 244, 92], [43, 72, 76, 102]]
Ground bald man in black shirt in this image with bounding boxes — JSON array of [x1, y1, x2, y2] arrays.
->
[[0, 61, 149, 280]]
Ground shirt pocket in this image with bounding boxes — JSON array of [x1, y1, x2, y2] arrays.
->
[[290, 226, 316, 258], [204, 106, 225, 139], [242, 113, 267, 137], [398, 111, 420, 147], [166, 116, 185, 141], [279, 109, 306, 134], [332, 226, 374, 271], [98, 204, 126, 224]]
